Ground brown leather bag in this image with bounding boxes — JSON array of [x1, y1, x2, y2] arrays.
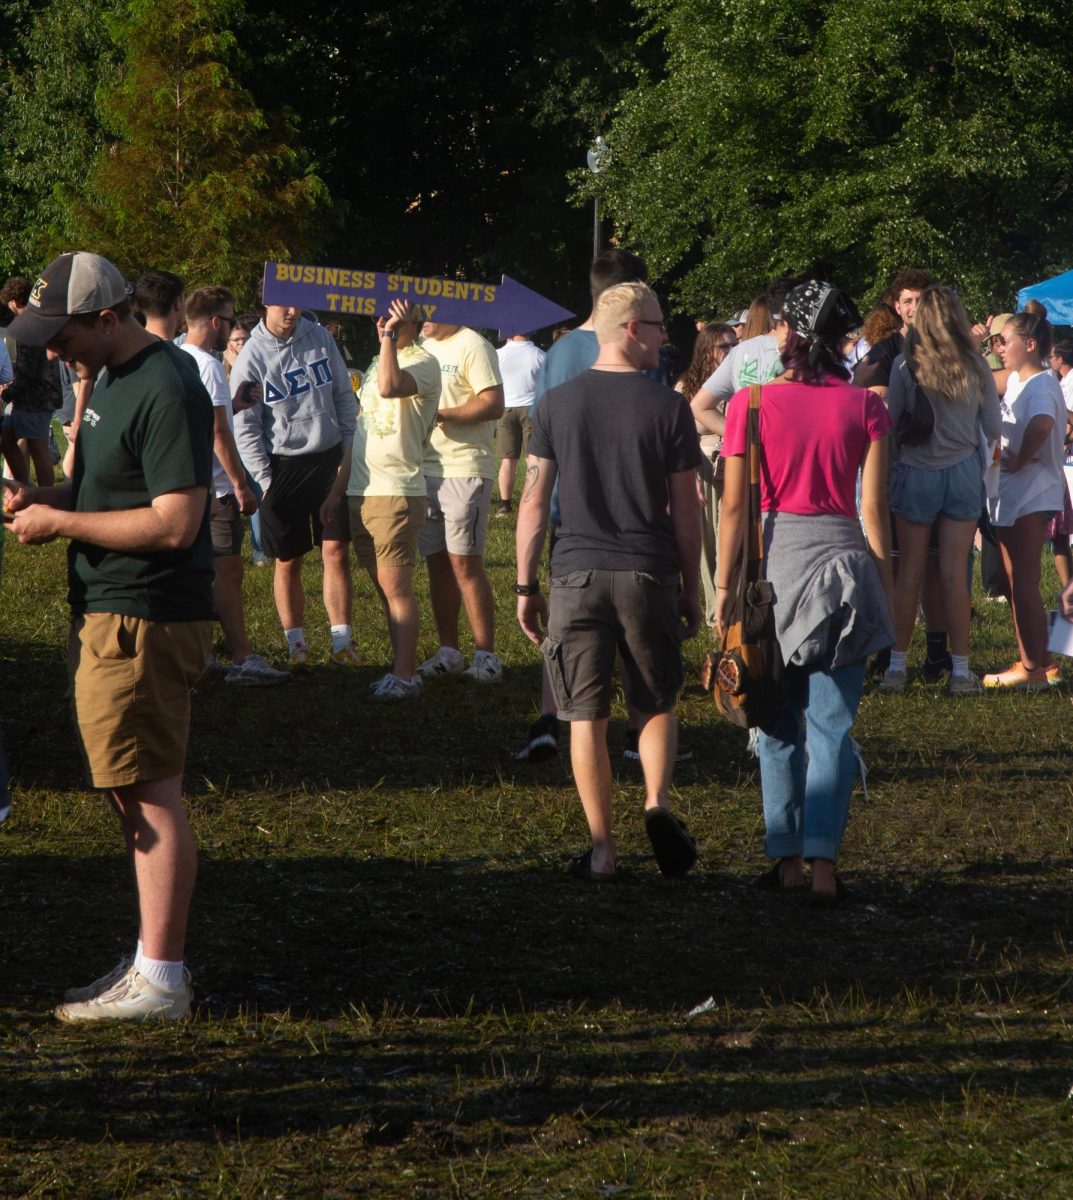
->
[[700, 385, 786, 732]]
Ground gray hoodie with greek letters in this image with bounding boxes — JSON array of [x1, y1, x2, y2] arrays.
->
[[231, 316, 357, 489]]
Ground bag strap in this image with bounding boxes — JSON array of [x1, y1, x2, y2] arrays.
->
[[738, 384, 763, 596]]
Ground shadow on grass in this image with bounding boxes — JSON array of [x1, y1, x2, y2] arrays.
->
[[4, 853, 1073, 1144], [0, 633, 751, 794], [5, 852, 1072, 1017]]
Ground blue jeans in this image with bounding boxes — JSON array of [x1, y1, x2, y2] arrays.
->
[[757, 654, 867, 862]]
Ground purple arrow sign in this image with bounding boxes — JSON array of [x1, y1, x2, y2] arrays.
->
[[262, 262, 574, 337]]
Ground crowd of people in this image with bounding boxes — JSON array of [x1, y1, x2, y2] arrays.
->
[[1, 245, 1070, 1022]]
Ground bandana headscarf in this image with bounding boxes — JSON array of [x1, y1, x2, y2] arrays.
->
[[782, 281, 862, 366]]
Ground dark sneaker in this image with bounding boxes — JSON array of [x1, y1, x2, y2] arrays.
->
[[517, 713, 558, 762], [921, 654, 953, 682]]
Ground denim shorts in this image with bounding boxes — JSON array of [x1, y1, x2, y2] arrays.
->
[[2, 409, 53, 440], [888, 456, 984, 525]]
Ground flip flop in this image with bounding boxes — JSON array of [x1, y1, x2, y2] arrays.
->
[[568, 849, 616, 883], [756, 861, 808, 893], [809, 877, 850, 908], [644, 808, 698, 878]]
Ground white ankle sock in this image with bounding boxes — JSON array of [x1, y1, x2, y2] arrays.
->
[[888, 649, 908, 673], [330, 624, 353, 652], [134, 952, 185, 990], [284, 627, 306, 651], [951, 654, 970, 678]]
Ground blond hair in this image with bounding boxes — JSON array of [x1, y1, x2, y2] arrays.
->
[[905, 286, 989, 403], [593, 281, 658, 344]]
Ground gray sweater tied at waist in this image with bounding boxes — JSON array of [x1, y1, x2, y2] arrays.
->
[[762, 511, 894, 670]]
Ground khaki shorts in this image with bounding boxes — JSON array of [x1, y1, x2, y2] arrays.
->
[[419, 476, 492, 557], [68, 613, 212, 789], [348, 494, 425, 568], [496, 406, 531, 460]]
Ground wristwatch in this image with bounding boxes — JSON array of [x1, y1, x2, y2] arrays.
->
[[381, 329, 398, 341], [514, 582, 541, 596]]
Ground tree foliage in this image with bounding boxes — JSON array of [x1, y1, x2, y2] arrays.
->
[[589, 0, 1073, 317], [70, 0, 327, 291], [0, 0, 118, 272]]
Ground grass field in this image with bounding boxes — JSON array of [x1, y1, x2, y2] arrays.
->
[[3, 508, 1073, 1199]]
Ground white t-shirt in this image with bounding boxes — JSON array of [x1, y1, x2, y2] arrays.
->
[[990, 370, 1066, 526], [182, 342, 234, 498], [497, 339, 545, 408], [1059, 369, 1073, 412]]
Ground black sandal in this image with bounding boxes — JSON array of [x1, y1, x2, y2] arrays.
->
[[755, 860, 808, 893], [568, 849, 616, 883], [644, 809, 698, 878], [809, 876, 849, 907]]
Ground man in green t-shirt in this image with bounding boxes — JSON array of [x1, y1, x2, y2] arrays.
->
[[5, 251, 214, 1024]]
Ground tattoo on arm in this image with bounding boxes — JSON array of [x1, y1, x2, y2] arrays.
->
[[523, 462, 540, 500]]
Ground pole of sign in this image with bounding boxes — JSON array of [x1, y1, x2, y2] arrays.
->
[[586, 136, 607, 262]]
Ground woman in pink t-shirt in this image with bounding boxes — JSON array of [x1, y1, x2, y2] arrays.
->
[[717, 281, 894, 904]]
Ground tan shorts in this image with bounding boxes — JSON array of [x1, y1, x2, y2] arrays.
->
[[68, 613, 212, 789], [348, 494, 425, 569], [419, 476, 493, 557]]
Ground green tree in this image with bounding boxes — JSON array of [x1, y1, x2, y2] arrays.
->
[[0, 0, 117, 273], [588, 0, 1073, 317], [72, 0, 328, 292]]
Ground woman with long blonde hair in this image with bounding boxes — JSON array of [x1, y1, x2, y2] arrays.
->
[[881, 286, 1001, 694]]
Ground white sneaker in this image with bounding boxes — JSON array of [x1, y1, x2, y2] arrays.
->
[[948, 671, 983, 696], [879, 668, 907, 693], [367, 672, 424, 703], [288, 641, 310, 669], [464, 649, 503, 683], [416, 646, 465, 678], [225, 653, 291, 686], [63, 954, 134, 1002], [56, 964, 192, 1023]]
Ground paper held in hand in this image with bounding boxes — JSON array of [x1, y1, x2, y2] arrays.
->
[[1046, 609, 1073, 657]]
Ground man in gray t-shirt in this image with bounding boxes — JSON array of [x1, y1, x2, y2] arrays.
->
[[516, 282, 701, 883]]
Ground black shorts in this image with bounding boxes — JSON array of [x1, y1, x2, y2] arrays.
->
[[542, 567, 684, 720], [259, 446, 349, 561], [209, 494, 244, 557]]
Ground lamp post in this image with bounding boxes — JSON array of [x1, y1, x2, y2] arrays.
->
[[586, 136, 607, 261]]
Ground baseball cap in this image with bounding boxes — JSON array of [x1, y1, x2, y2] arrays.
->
[[7, 252, 131, 345], [722, 309, 748, 326], [988, 313, 1015, 339]]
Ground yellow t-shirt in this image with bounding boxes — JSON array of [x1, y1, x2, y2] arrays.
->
[[347, 344, 442, 497], [421, 327, 503, 479]]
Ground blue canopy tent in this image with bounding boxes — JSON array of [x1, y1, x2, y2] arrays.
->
[[1016, 269, 1073, 324]]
